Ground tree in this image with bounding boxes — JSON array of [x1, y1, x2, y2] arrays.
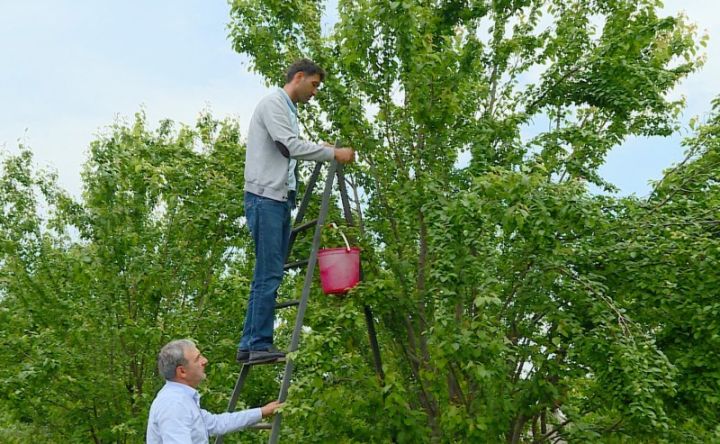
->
[[0, 1, 716, 442], [592, 99, 720, 441], [227, 0, 713, 442], [0, 113, 275, 442]]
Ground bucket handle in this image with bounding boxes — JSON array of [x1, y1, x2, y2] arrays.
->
[[329, 222, 351, 252]]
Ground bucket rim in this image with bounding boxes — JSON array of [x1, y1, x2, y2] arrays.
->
[[318, 246, 361, 255]]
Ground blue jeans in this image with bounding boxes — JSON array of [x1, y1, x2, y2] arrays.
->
[[239, 192, 291, 351]]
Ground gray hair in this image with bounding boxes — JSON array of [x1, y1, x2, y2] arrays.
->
[[157, 339, 195, 380]]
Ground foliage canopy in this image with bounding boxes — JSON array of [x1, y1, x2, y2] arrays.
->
[[0, 1, 718, 443]]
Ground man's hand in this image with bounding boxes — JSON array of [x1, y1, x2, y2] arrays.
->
[[261, 400, 282, 418], [334, 148, 355, 164]]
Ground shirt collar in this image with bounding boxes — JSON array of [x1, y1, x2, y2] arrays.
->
[[279, 88, 297, 116], [165, 380, 200, 405]]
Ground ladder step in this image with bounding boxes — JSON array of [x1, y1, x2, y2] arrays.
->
[[249, 422, 272, 430], [242, 357, 286, 367], [284, 259, 309, 270], [292, 218, 318, 234], [275, 299, 300, 309]]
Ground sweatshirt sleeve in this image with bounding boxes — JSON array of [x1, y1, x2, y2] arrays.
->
[[262, 96, 335, 162]]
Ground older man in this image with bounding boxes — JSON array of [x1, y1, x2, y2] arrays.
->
[[147, 339, 281, 443]]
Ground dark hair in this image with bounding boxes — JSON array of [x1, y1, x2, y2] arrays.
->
[[285, 58, 325, 84]]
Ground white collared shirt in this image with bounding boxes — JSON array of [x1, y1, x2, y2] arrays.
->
[[146, 381, 262, 444]]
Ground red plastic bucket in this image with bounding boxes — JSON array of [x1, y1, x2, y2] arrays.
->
[[317, 247, 361, 294]]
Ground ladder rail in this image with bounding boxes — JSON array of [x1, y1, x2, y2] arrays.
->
[[213, 365, 250, 444], [287, 161, 324, 258], [268, 160, 338, 443], [335, 166, 354, 225]]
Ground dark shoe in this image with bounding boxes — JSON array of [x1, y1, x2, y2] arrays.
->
[[248, 346, 286, 364], [236, 349, 250, 363]]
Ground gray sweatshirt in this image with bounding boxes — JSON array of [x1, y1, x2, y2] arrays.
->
[[244, 89, 334, 201]]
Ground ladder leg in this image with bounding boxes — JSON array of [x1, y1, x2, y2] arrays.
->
[[337, 165, 385, 384], [294, 162, 323, 226], [214, 364, 251, 444], [363, 305, 385, 382], [287, 162, 323, 261], [335, 164, 354, 225], [269, 160, 338, 444]]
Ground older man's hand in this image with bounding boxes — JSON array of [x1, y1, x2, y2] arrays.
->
[[261, 400, 283, 418], [334, 148, 355, 164]]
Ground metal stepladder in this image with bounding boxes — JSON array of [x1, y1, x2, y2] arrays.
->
[[216, 159, 384, 444]]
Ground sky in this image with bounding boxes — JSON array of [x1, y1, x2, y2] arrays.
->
[[1, 1, 718, 199]]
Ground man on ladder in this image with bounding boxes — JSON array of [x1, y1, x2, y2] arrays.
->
[[239, 58, 355, 364]]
